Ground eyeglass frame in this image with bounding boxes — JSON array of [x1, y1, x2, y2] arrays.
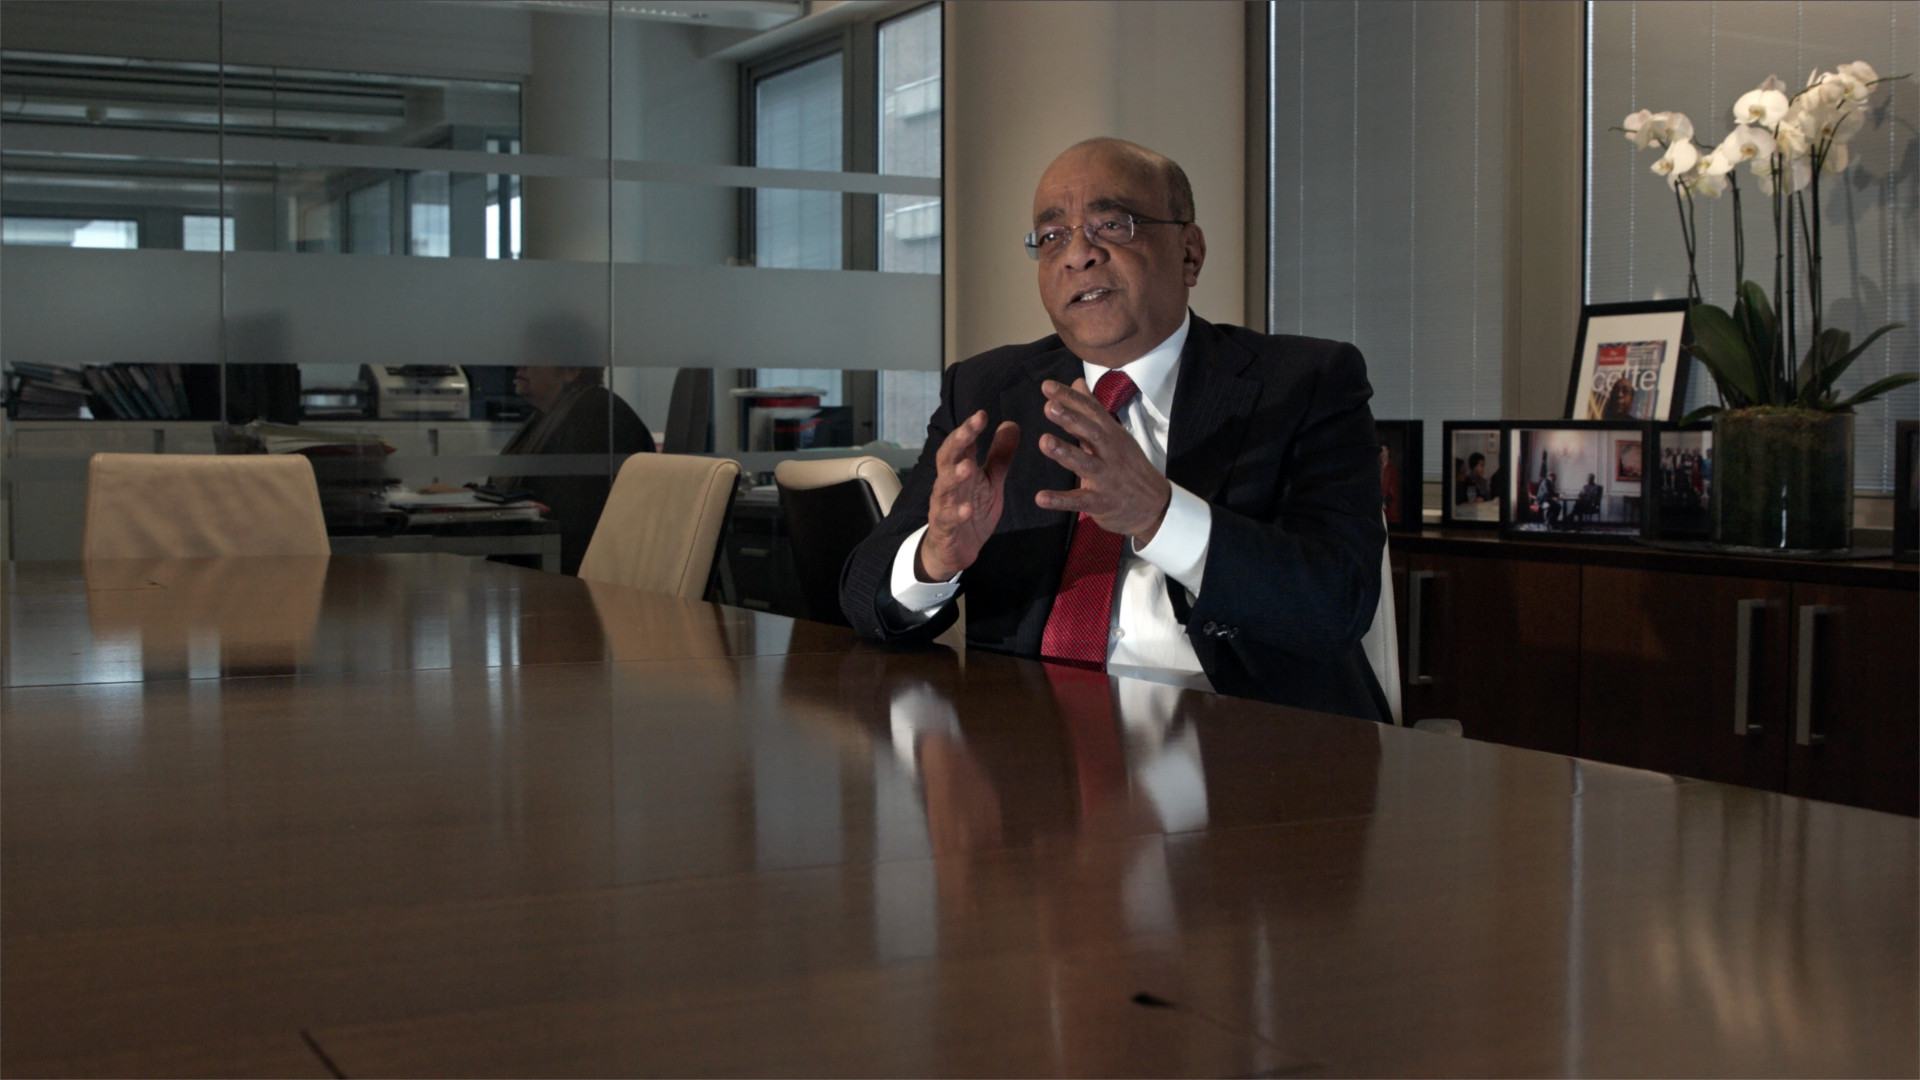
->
[[1022, 212, 1193, 261]]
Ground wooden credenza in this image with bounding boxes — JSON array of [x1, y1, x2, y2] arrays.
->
[[1391, 531, 1918, 816]]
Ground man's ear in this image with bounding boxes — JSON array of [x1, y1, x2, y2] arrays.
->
[[1182, 224, 1207, 287]]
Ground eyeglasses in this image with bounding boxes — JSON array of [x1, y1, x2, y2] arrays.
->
[[1023, 213, 1191, 260]]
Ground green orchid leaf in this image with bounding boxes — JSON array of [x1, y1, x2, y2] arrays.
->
[[1688, 302, 1761, 405], [1797, 327, 1851, 400], [1833, 371, 1920, 410], [1735, 279, 1779, 394], [1679, 404, 1723, 425], [1817, 322, 1906, 398]]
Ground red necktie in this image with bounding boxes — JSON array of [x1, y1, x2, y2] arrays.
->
[[1040, 370, 1140, 669]]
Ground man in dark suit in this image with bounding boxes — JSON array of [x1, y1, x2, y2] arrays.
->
[[841, 138, 1386, 721]]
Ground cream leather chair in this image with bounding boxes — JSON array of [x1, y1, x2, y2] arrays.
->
[[83, 452, 330, 559], [774, 456, 903, 625], [1358, 538, 1403, 725], [578, 453, 740, 598]]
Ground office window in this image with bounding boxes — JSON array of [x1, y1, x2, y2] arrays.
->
[[3, 217, 139, 248], [485, 137, 521, 261], [407, 172, 451, 258], [1586, 0, 1917, 491], [878, 5, 941, 275], [754, 53, 843, 271], [875, 5, 944, 443], [1270, 1, 1507, 478], [346, 181, 393, 255], [181, 215, 235, 253]]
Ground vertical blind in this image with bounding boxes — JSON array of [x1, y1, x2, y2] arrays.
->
[[1269, 0, 1509, 479], [1587, 0, 1919, 492]]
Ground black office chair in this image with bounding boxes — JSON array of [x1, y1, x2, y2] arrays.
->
[[774, 456, 902, 626], [661, 368, 714, 454]]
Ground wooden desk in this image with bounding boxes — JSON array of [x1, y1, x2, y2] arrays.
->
[[3, 556, 1914, 1077]]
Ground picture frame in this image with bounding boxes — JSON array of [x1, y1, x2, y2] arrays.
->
[[1647, 422, 1714, 542], [1375, 420, 1423, 532], [1564, 299, 1692, 424], [1895, 420, 1918, 562], [1441, 421, 1504, 529], [1501, 420, 1656, 544]]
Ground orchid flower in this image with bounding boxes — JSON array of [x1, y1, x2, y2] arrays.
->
[[1653, 140, 1701, 188], [1712, 125, 1776, 171], [1625, 110, 1692, 149], [1733, 87, 1789, 126]]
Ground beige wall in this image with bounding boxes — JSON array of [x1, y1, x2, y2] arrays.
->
[[1504, 0, 1586, 419], [943, 0, 1247, 366]]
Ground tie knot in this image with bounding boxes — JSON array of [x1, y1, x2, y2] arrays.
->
[[1093, 370, 1139, 417]]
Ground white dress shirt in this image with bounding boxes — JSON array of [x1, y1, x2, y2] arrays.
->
[[887, 314, 1214, 684]]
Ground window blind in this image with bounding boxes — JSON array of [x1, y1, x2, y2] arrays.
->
[[1269, 0, 1508, 479]]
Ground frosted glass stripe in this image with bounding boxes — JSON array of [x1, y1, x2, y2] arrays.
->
[[0, 124, 941, 196]]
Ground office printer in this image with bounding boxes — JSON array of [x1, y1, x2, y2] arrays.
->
[[363, 364, 470, 420]]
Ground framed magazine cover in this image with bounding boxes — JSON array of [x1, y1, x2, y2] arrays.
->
[[1375, 420, 1423, 531], [1895, 420, 1918, 562], [1647, 423, 1714, 541], [1501, 420, 1656, 544], [1441, 421, 1504, 529], [1565, 299, 1691, 424]]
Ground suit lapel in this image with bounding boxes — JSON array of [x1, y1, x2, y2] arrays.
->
[[1166, 315, 1260, 501], [1003, 345, 1083, 516]]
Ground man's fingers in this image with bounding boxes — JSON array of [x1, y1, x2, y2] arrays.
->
[[982, 421, 1021, 480], [935, 410, 988, 470], [1040, 379, 1115, 444], [1039, 432, 1098, 478], [1035, 487, 1095, 514]]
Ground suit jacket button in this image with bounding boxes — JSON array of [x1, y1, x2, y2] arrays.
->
[[1201, 621, 1217, 634]]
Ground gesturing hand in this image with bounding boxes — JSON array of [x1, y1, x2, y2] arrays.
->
[[917, 410, 1022, 582], [1035, 378, 1172, 545]]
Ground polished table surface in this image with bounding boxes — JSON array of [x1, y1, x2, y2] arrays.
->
[[3, 556, 1915, 1077]]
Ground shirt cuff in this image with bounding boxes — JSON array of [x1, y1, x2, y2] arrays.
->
[[1133, 482, 1210, 595], [890, 524, 963, 615]]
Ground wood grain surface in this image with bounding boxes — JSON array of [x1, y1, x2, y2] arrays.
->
[[3, 556, 1914, 1077]]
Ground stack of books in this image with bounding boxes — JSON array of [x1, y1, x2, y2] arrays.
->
[[82, 364, 193, 420], [5, 363, 92, 419], [384, 490, 547, 528]]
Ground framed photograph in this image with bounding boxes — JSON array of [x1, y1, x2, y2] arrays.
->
[[1648, 423, 1714, 541], [1895, 420, 1918, 562], [1501, 420, 1656, 543], [1442, 421, 1504, 529], [1375, 420, 1423, 531], [1565, 299, 1691, 423]]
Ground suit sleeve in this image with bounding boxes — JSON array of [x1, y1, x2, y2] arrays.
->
[[840, 362, 964, 642], [1183, 342, 1383, 664]]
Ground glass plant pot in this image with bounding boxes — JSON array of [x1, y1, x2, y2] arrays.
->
[[1712, 407, 1853, 553]]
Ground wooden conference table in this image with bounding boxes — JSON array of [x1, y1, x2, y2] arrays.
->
[[2, 555, 1914, 1077]]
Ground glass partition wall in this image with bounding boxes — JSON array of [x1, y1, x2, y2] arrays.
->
[[0, 0, 944, 561]]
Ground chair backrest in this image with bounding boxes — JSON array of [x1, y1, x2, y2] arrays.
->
[[578, 453, 740, 598], [1358, 534, 1403, 725], [774, 456, 902, 625], [661, 368, 715, 455], [83, 452, 331, 559]]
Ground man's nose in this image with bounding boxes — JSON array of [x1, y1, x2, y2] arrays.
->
[[1061, 226, 1107, 269]]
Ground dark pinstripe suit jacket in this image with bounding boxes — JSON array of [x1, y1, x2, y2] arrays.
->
[[841, 313, 1388, 722]]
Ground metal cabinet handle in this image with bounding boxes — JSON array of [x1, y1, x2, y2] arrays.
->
[[1734, 599, 1767, 735], [1795, 605, 1835, 747], [1407, 570, 1436, 686]]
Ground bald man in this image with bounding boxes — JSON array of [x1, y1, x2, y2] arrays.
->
[[842, 139, 1387, 721]]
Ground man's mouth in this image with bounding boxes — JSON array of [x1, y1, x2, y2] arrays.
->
[[1069, 287, 1114, 306]]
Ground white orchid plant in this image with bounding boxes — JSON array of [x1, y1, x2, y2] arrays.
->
[[1623, 62, 1914, 420]]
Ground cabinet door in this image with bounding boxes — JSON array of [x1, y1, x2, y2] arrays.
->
[[1401, 552, 1581, 754], [1787, 583, 1919, 816], [1578, 567, 1792, 790]]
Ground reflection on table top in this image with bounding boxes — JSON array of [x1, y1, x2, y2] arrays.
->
[[2, 557, 1915, 1077], [1, 555, 858, 687]]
